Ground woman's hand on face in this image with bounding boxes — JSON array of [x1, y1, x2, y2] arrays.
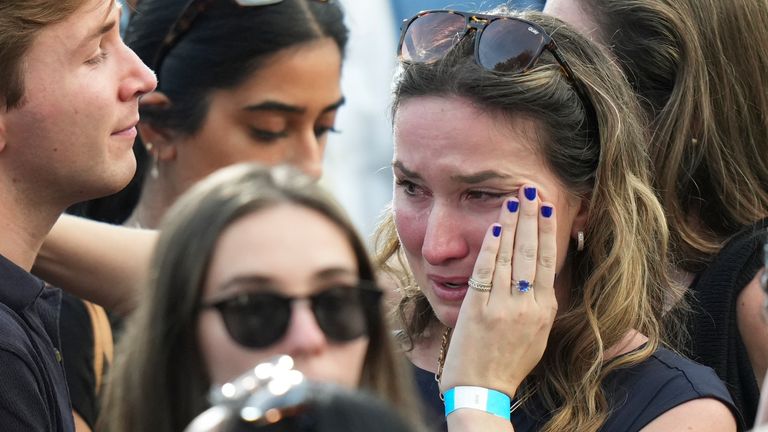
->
[[439, 185, 559, 398]]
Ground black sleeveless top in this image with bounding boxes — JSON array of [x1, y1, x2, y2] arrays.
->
[[685, 218, 768, 428], [413, 347, 740, 431]]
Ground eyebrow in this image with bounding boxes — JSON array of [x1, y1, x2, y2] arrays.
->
[[392, 160, 422, 180], [243, 97, 346, 115], [77, 18, 117, 51], [450, 170, 511, 184], [314, 267, 358, 281], [218, 267, 356, 292], [393, 160, 510, 184]]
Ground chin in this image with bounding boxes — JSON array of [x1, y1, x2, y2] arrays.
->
[[82, 169, 135, 201], [432, 303, 460, 329]]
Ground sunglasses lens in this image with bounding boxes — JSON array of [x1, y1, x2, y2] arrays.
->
[[478, 18, 545, 73], [218, 294, 291, 349], [400, 12, 466, 64], [313, 285, 380, 342]]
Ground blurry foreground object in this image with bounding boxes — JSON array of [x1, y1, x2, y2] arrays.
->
[[186, 355, 418, 432]]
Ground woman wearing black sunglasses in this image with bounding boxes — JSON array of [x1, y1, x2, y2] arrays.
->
[[98, 163, 421, 432], [375, 7, 738, 432], [543, 0, 768, 428]]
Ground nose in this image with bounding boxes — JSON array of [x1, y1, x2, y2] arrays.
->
[[421, 202, 470, 266], [286, 130, 324, 179], [280, 300, 327, 357], [118, 42, 157, 101]]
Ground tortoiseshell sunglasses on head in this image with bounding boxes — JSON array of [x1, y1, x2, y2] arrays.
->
[[397, 10, 597, 130], [152, 0, 331, 72]]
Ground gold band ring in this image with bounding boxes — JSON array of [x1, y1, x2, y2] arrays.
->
[[468, 278, 492, 292]]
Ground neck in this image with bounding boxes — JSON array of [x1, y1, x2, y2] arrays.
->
[[126, 174, 179, 229], [0, 182, 63, 271], [604, 329, 649, 360], [408, 320, 449, 373]]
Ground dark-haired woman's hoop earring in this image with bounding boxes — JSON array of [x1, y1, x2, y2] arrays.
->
[[577, 231, 585, 252]]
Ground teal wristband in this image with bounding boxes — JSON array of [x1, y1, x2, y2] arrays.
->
[[443, 386, 511, 420]]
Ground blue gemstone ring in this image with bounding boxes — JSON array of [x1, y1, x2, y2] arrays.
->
[[512, 279, 532, 293]]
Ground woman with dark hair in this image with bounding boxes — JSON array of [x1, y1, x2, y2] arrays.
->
[[77, 0, 348, 227], [98, 163, 420, 432], [543, 0, 768, 426]]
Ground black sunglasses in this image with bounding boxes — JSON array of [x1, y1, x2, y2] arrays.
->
[[152, 0, 331, 73], [397, 10, 597, 130], [203, 282, 383, 349]]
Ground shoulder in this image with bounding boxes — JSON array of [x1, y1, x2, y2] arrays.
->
[[645, 347, 734, 397], [602, 347, 740, 431], [0, 303, 36, 355], [0, 305, 51, 388], [695, 219, 768, 291], [640, 398, 737, 432], [0, 348, 58, 430]]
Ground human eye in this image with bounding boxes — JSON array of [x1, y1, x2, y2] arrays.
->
[[248, 127, 289, 144], [314, 124, 340, 139], [395, 178, 428, 198], [315, 284, 361, 310], [85, 48, 109, 66], [466, 190, 506, 200], [465, 189, 511, 203]]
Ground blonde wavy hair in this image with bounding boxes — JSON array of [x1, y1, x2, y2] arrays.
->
[[583, 0, 768, 272], [375, 11, 678, 432]]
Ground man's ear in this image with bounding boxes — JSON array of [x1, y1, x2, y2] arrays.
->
[[137, 91, 176, 162]]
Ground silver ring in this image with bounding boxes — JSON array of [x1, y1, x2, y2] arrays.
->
[[511, 279, 533, 293], [468, 278, 492, 292]]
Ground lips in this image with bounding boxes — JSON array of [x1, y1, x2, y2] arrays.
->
[[112, 119, 139, 136], [428, 274, 470, 302]]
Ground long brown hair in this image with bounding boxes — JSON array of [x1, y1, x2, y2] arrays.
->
[[101, 164, 421, 432], [376, 10, 676, 432], [583, 0, 768, 272]]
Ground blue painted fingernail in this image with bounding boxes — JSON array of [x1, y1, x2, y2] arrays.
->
[[541, 205, 553, 218], [507, 199, 519, 213], [524, 187, 537, 201], [492, 224, 502, 237]]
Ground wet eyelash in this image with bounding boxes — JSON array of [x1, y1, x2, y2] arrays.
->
[[395, 178, 422, 195]]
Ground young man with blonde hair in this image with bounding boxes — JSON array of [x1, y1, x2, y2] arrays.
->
[[0, 0, 155, 429]]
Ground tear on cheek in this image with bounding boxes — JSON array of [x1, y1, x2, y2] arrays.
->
[[393, 212, 426, 249]]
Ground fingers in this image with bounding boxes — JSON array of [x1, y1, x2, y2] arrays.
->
[[490, 198, 520, 303], [468, 185, 557, 306], [512, 186, 539, 295], [534, 203, 557, 306], [465, 222, 502, 307]]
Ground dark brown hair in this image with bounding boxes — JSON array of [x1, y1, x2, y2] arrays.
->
[[583, 0, 768, 272], [102, 164, 421, 432]]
